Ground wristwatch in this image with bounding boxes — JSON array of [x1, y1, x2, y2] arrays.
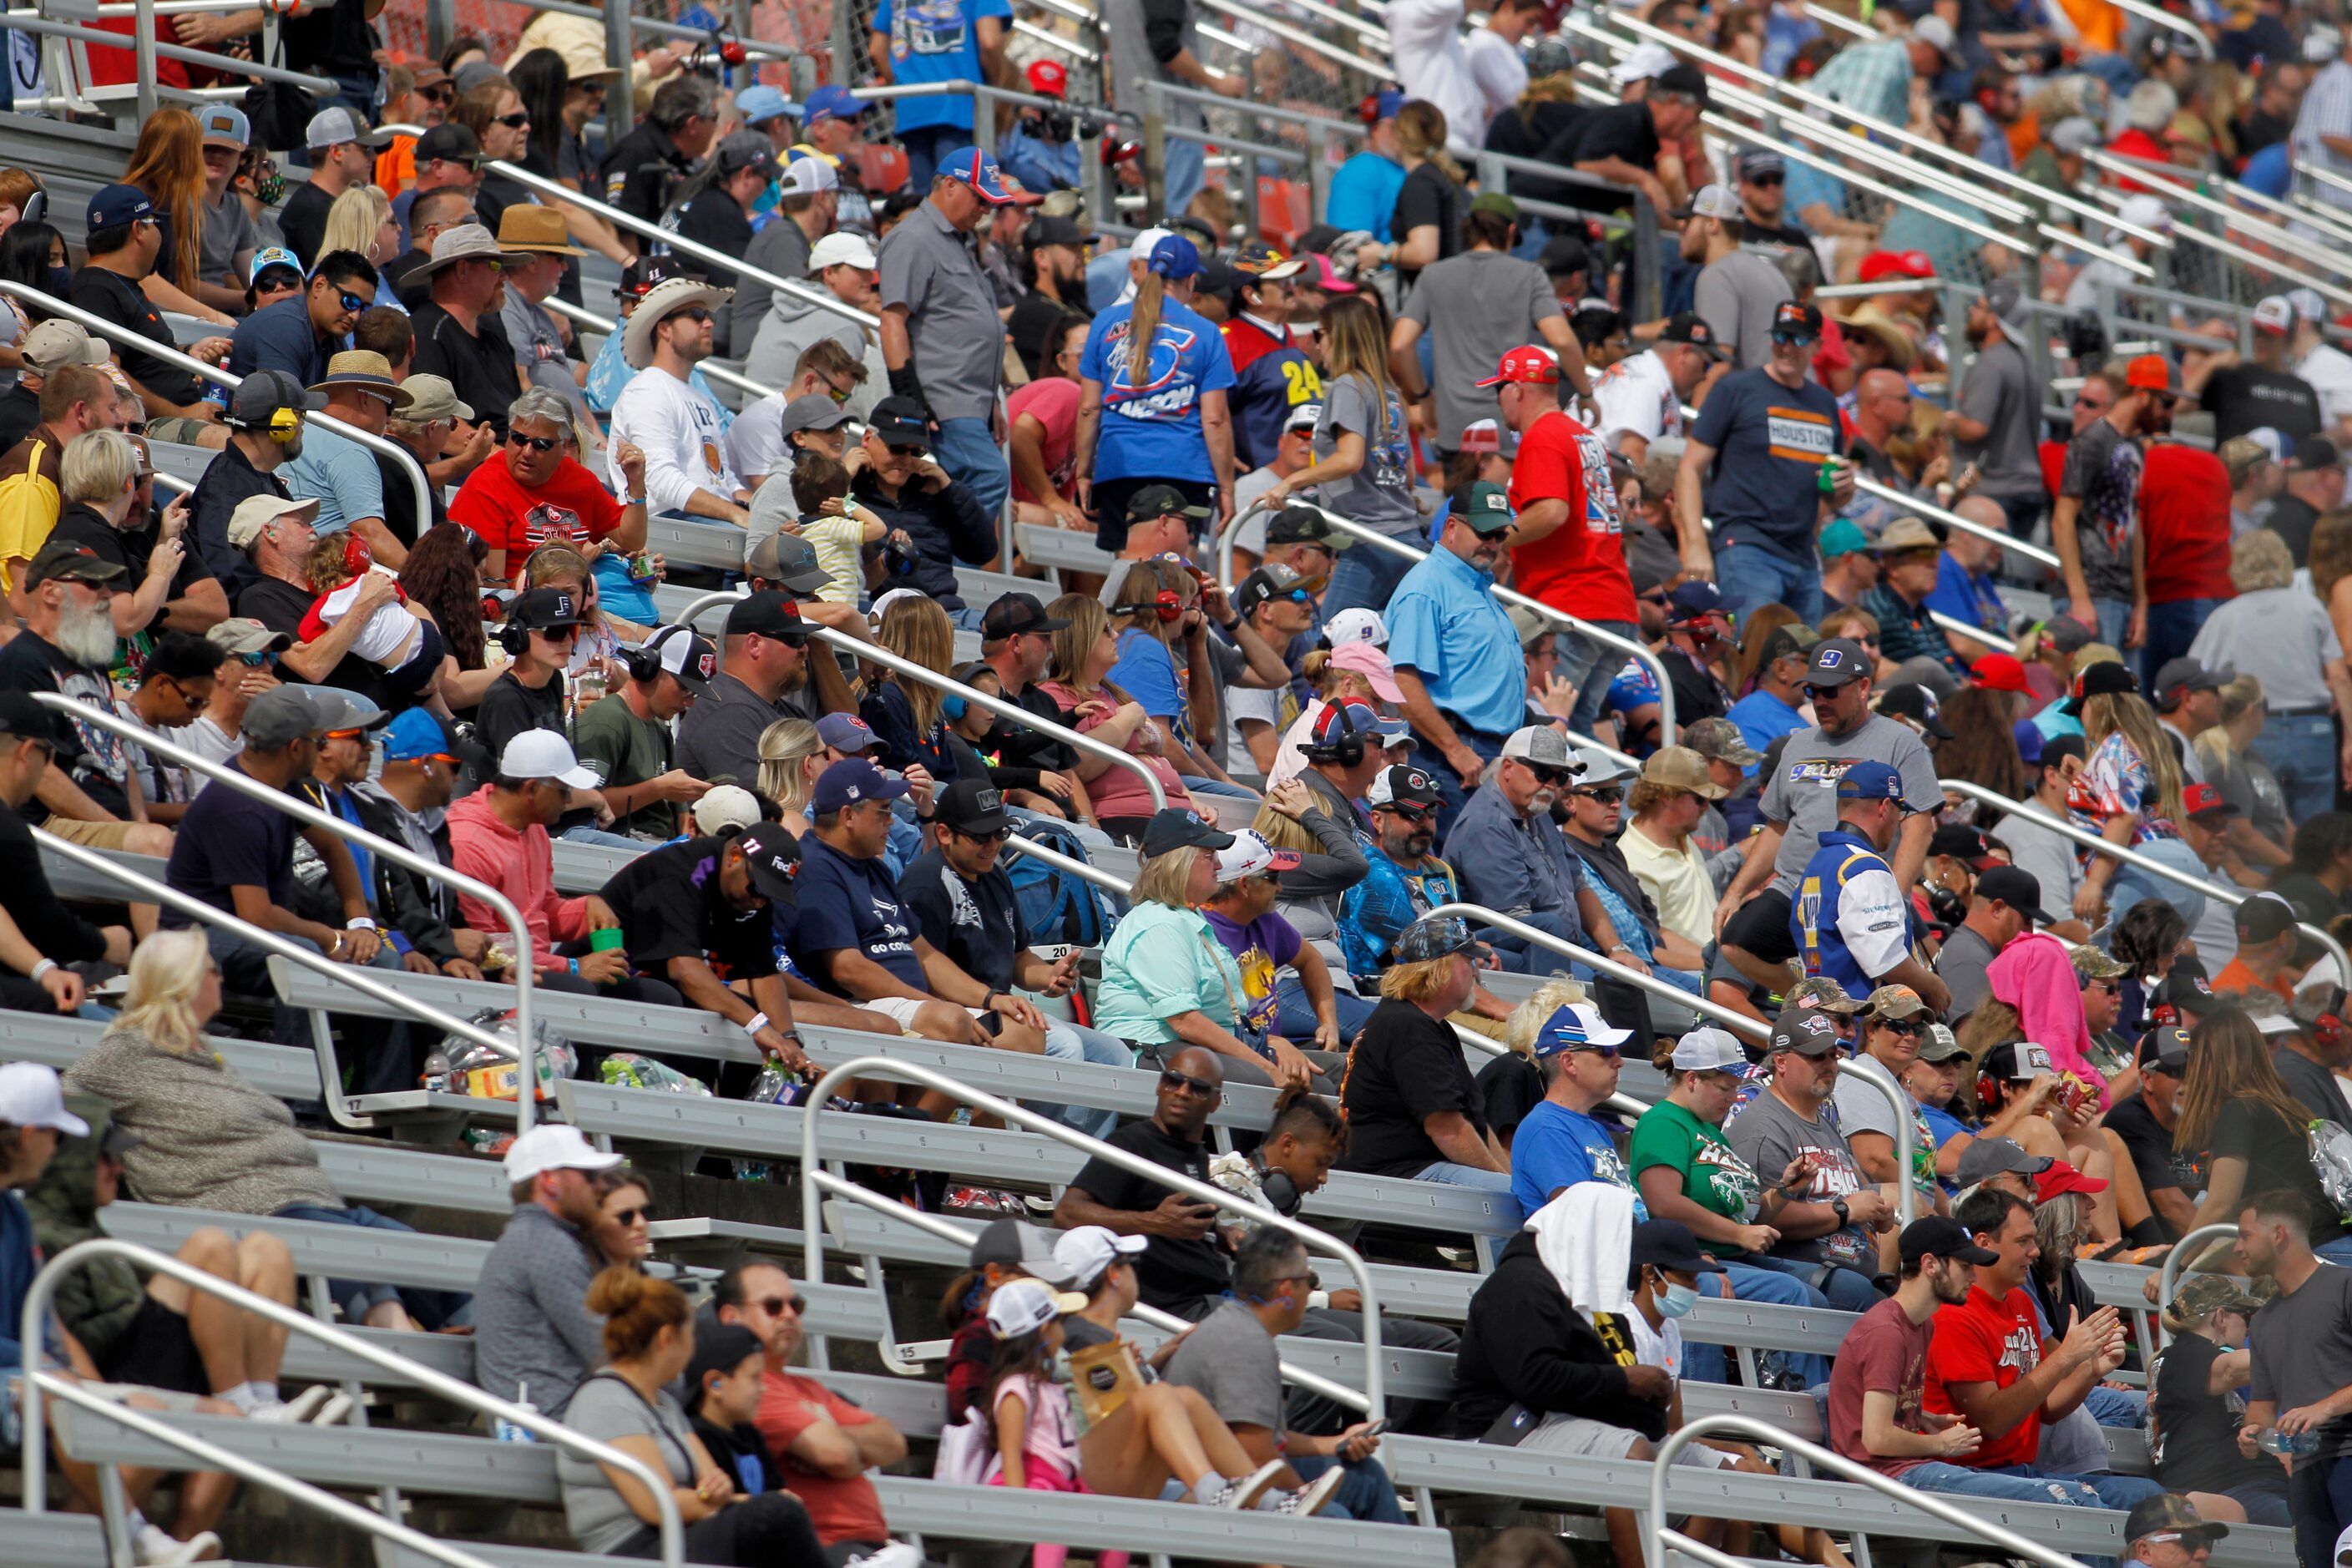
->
[[1830, 1197, 1851, 1227]]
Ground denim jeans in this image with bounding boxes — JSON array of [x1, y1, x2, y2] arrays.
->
[[1038, 1022, 1128, 1139], [1321, 536, 1415, 620], [559, 823, 650, 851], [1905, 1461, 2159, 1568], [2225, 1482, 2294, 1529], [1287, 1453, 1406, 1524], [2141, 599, 2217, 701], [2102, 836, 2208, 942], [271, 1203, 470, 1329], [2292, 1451, 2352, 1568], [2092, 598, 2141, 679], [1162, 136, 1206, 217], [1412, 727, 1504, 846], [1737, 1252, 1883, 1313], [932, 416, 1009, 528], [1679, 1261, 1834, 1389], [1554, 620, 1640, 738], [1713, 544, 1823, 630], [898, 124, 965, 190], [1274, 973, 1377, 1045], [1414, 1160, 1520, 1216], [2254, 711, 2339, 825]]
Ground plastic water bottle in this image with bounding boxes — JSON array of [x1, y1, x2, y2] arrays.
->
[[2260, 1426, 2320, 1457], [493, 1382, 539, 1444]]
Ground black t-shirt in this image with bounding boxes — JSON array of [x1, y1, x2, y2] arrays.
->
[[162, 756, 297, 923], [377, 447, 447, 548], [1337, 996, 1493, 1178], [48, 503, 215, 636], [2104, 1092, 2199, 1210], [1009, 291, 1077, 383], [2210, 1096, 2352, 1248], [1067, 1118, 1232, 1311], [1392, 163, 1462, 290], [1662, 645, 1730, 725], [898, 845, 1023, 994], [1474, 1050, 1545, 1145], [235, 575, 377, 693], [2198, 363, 2323, 446], [2152, 1332, 2286, 1497], [2278, 1047, 2349, 1130], [277, 0, 375, 78], [0, 629, 132, 822], [999, 680, 1077, 774], [189, 441, 286, 589], [599, 836, 777, 984], [2266, 493, 2321, 568], [673, 190, 755, 295], [473, 668, 569, 766], [1560, 103, 1662, 211], [2270, 870, 2349, 923], [1743, 217, 1812, 249], [0, 383, 37, 454], [0, 800, 104, 962], [384, 249, 433, 312], [411, 304, 521, 440], [278, 181, 336, 271], [71, 266, 200, 409]]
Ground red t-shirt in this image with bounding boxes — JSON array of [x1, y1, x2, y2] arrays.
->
[[1826, 1297, 1935, 1476], [1923, 1285, 2048, 1469], [1006, 376, 1080, 505], [754, 1368, 892, 1545], [2107, 129, 2170, 192], [2139, 442, 2236, 606], [448, 455, 625, 563], [1508, 407, 1637, 624]]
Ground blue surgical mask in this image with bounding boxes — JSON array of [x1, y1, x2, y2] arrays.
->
[[43, 265, 71, 299], [1657, 1282, 1699, 1319]]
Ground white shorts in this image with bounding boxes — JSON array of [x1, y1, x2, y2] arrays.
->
[[861, 996, 986, 1034]]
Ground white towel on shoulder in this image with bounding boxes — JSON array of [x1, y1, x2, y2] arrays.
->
[[1526, 1183, 1635, 1318]]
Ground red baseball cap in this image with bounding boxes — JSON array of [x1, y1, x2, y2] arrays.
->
[[2182, 781, 2238, 820], [1026, 59, 1067, 97], [1857, 249, 1935, 283], [1474, 344, 1560, 388], [2036, 1160, 2110, 1203], [2126, 353, 2180, 395], [1968, 653, 2031, 695]]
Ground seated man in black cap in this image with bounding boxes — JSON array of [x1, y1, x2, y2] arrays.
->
[[574, 623, 721, 842], [0, 690, 132, 1014], [675, 591, 862, 787], [850, 397, 998, 631], [977, 589, 1085, 803]]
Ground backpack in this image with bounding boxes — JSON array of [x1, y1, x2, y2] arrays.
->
[[1004, 817, 1121, 948]]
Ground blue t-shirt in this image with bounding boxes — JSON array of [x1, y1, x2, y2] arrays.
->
[[227, 293, 327, 386], [1689, 367, 1844, 563], [164, 756, 298, 923], [1080, 294, 1235, 485], [1325, 151, 1407, 242], [786, 834, 928, 997], [280, 422, 384, 536], [1920, 1101, 1969, 1171], [870, 0, 1012, 132], [1510, 1099, 1649, 1222], [1108, 629, 1187, 723], [1725, 689, 1807, 769], [1925, 552, 2006, 638]]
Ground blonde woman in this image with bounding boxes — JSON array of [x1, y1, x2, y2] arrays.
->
[[755, 718, 822, 833], [2192, 674, 2289, 871], [1073, 232, 1235, 550], [1266, 643, 1413, 788], [321, 185, 402, 290], [2071, 675, 2203, 933], [1041, 592, 1196, 837], [1384, 100, 1463, 281], [2203, 523, 2352, 825], [1262, 292, 1417, 616], [860, 595, 957, 781], [55, 427, 190, 636]]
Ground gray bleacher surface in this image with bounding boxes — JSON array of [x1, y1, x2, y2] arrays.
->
[[146, 438, 215, 491], [0, 1507, 110, 1567], [1014, 520, 1116, 579]]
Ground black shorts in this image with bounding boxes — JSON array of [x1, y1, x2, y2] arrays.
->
[[97, 1293, 210, 1396], [1090, 476, 1216, 554], [1722, 887, 1798, 967]]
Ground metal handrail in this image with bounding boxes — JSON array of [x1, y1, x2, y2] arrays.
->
[[1422, 903, 1763, 1041], [33, 693, 540, 1130], [1647, 1414, 2089, 1568], [23, 1238, 685, 1565], [1008, 829, 1134, 898], [0, 281, 434, 536], [1839, 1051, 1918, 1227], [2154, 1222, 2242, 1343], [807, 1160, 1373, 1410], [376, 124, 877, 334], [2086, 149, 2352, 286], [2103, 0, 2206, 45], [667, 589, 1170, 812], [540, 295, 795, 414], [1215, 498, 1679, 745], [800, 1056, 1388, 1417], [1143, 78, 1366, 140], [1195, 0, 1386, 78], [1938, 776, 2352, 980], [1930, 609, 2006, 650], [482, 0, 797, 55], [2079, 184, 2352, 312], [3, 6, 337, 99]]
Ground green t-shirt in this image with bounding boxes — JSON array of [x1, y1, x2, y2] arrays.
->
[[571, 692, 675, 840], [1627, 1097, 1761, 1257]]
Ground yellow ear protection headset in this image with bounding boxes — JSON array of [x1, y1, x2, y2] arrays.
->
[[229, 375, 304, 443]]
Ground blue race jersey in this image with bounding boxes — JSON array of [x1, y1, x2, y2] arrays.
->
[[1222, 315, 1321, 472], [1081, 294, 1236, 485], [871, 0, 1011, 132]]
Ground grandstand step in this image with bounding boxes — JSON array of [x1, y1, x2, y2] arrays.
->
[[0, 1506, 109, 1566], [0, 1008, 321, 1102], [643, 513, 747, 570], [1015, 521, 1117, 576]]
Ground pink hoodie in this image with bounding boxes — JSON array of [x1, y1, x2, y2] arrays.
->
[[1987, 930, 2107, 1105], [445, 785, 589, 973]]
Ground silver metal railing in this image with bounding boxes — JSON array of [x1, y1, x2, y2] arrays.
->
[[1006, 828, 1134, 898], [1939, 776, 2352, 981], [5, 3, 336, 119], [0, 281, 433, 536], [2087, 149, 2352, 290], [801, 1056, 1388, 1417], [23, 1238, 685, 1565], [2155, 1222, 2243, 1343], [1647, 1415, 2088, 1568], [2079, 184, 2352, 313], [34, 693, 541, 1131], [539, 295, 797, 416]]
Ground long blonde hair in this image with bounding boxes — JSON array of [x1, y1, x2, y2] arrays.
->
[[1394, 99, 1464, 185], [1112, 558, 1193, 654], [115, 928, 211, 1052], [1047, 593, 1121, 700], [1123, 270, 1169, 393], [2081, 690, 2185, 829], [2195, 674, 2264, 775], [876, 595, 953, 737], [321, 184, 394, 264], [1319, 294, 1397, 448], [756, 718, 821, 812]]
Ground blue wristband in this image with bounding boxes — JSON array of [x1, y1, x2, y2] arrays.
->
[[568, 957, 580, 977]]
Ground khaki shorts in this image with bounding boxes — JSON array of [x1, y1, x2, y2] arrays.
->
[[45, 817, 149, 852], [1521, 1412, 1737, 1467], [146, 416, 214, 446]]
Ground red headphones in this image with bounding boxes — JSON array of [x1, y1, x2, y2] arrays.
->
[[1124, 589, 1185, 625], [2314, 986, 2346, 1052]]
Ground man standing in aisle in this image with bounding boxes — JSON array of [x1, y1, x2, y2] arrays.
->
[[2052, 354, 2170, 660], [1387, 482, 1528, 833], [1789, 761, 1953, 1015], [1947, 281, 2048, 541]]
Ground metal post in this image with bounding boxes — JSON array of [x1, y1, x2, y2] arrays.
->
[[2154, 1223, 2243, 1342], [131, 0, 157, 122], [1631, 192, 1661, 324], [424, 0, 456, 59], [1144, 111, 1168, 219], [1839, 1054, 1915, 1227], [603, 0, 635, 141]]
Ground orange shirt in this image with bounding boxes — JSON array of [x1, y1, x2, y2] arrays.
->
[[2210, 956, 2295, 1000], [376, 137, 417, 200]]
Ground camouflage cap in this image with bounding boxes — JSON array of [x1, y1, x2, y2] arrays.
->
[[1866, 984, 1930, 1020], [2071, 943, 2132, 981], [2168, 1274, 2264, 1321], [1681, 716, 1763, 767], [1786, 975, 1867, 1014]]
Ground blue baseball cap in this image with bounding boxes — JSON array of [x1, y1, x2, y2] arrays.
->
[[938, 146, 1017, 205], [88, 184, 154, 233], [197, 104, 250, 148], [1148, 233, 1202, 280], [1667, 579, 1741, 622], [381, 708, 454, 763], [736, 85, 799, 127], [812, 757, 911, 815], [248, 246, 302, 286], [1532, 1001, 1635, 1058], [802, 84, 863, 125], [1308, 699, 1408, 753], [816, 711, 880, 755], [1368, 90, 1406, 121], [1834, 760, 1904, 801]]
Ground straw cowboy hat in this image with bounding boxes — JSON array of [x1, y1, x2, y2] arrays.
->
[[496, 205, 589, 258], [1832, 303, 1919, 373], [623, 276, 733, 371]]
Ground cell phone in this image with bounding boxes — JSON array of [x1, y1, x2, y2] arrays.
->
[[1357, 1418, 1393, 1439]]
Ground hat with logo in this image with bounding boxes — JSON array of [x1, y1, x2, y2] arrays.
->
[[812, 757, 913, 816], [87, 183, 155, 234], [935, 778, 1018, 837], [741, 531, 832, 598], [1667, 580, 1740, 623], [1758, 622, 1819, 668], [0, 1061, 89, 1137], [2237, 890, 2300, 943], [498, 730, 600, 789], [20, 538, 123, 592], [937, 145, 1019, 205], [1629, 1217, 1727, 1277], [1308, 698, 1409, 754], [815, 713, 879, 756], [1125, 483, 1208, 523], [1877, 682, 1955, 739], [1500, 724, 1577, 769], [802, 84, 863, 125], [725, 591, 810, 642], [506, 586, 584, 633], [2170, 1274, 2265, 1323], [2182, 781, 2238, 822], [1917, 1023, 1968, 1063], [1867, 983, 1930, 1020], [1237, 562, 1310, 617], [1657, 312, 1728, 358], [1857, 250, 1936, 283], [1975, 865, 2051, 925], [1320, 610, 1387, 652], [1366, 764, 1443, 810], [242, 685, 382, 748], [196, 104, 251, 149], [1899, 1215, 1999, 1267], [1267, 505, 1348, 549], [1770, 1010, 1843, 1057], [245, 248, 304, 289], [2154, 655, 2233, 709], [1282, 402, 1326, 437], [712, 131, 778, 183], [1053, 1225, 1146, 1292], [988, 1277, 1090, 1338], [730, 822, 803, 904], [1676, 184, 1745, 222], [1668, 1027, 1753, 1075], [20, 321, 109, 377], [2125, 1495, 2228, 1549], [1786, 974, 1865, 1014], [1230, 240, 1307, 281], [1770, 300, 1825, 341], [1140, 807, 1234, 857], [639, 624, 718, 695], [503, 1123, 624, 1183], [206, 617, 293, 656], [2062, 657, 2138, 716], [1989, 1041, 2061, 1084], [980, 592, 1071, 640], [1474, 344, 1560, 387], [225, 367, 326, 433], [1680, 716, 1763, 767], [1393, 913, 1478, 964], [1954, 1134, 2053, 1187], [1452, 480, 1518, 535], [1212, 828, 1302, 884], [1833, 760, 1904, 802], [1533, 1001, 1635, 1057], [2253, 294, 2297, 336], [2152, 961, 2224, 1024]]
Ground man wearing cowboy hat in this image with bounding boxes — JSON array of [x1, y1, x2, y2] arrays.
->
[[410, 224, 533, 444], [280, 352, 415, 566], [494, 207, 598, 438], [608, 276, 750, 527]]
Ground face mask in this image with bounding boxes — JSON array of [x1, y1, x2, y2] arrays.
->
[[44, 266, 70, 299], [1657, 1281, 1699, 1319]]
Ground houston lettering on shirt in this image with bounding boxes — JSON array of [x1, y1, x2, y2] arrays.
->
[[1765, 404, 1836, 466]]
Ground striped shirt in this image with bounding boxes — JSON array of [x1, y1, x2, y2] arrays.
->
[[2294, 59, 2352, 208]]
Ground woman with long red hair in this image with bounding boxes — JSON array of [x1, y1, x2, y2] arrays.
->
[[122, 109, 231, 326]]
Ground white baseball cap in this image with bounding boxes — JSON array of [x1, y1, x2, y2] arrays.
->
[[502, 1123, 623, 1183], [1682, 184, 1744, 222], [1668, 1028, 1752, 1075], [779, 154, 842, 196], [1211, 828, 1302, 884], [1323, 607, 1388, 648], [693, 783, 763, 835], [0, 1061, 89, 1137], [1053, 1224, 1146, 1290], [986, 1277, 1089, 1338], [498, 731, 601, 789], [2254, 296, 2295, 335], [2290, 286, 2330, 323], [1127, 225, 1172, 264], [2002, 1041, 2056, 1079], [1609, 42, 1678, 87], [808, 230, 878, 273]]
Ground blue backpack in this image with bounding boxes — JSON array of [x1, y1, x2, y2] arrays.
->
[[1006, 817, 1122, 948]]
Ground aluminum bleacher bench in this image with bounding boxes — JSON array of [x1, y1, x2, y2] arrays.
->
[[1014, 521, 1117, 578], [0, 1507, 110, 1567], [549, 835, 642, 895], [953, 564, 1039, 608], [39, 842, 167, 904], [145, 438, 215, 489], [0, 1009, 322, 1101], [644, 513, 748, 570]]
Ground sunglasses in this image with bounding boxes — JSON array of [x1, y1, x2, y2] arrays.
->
[[757, 1294, 805, 1316], [607, 1204, 652, 1225], [825, 382, 852, 404], [1747, 173, 1784, 186], [419, 85, 454, 104], [1381, 802, 1435, 822], [508, 431, 561, 453], [1159, 1069, 1218, 1096], [955, 826, 1012, 844], [1877, 1017, 1925, 1035], [2086, 979, 2121, 995], [1528, 765, 1577, 787], [494, 112, 530, 128], [331, 288, 371, 313], [535, 625, 579, 641], [1560, 1043, 1621, 1060], [1802, 683, 1849, 701], [675, 306, 712, 323], [1576, 787, 1624, 805], [885, 442, 926, 458], [236, 651, 278, 667], [1271, 588, 1314, 605]]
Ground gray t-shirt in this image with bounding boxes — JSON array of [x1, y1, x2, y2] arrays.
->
[[1399, 250, 1564, 447], [2249, 1262, 2352, 1459], [1161, 1298, 1283, 1432], [1314, 372, 1419, 538], [502, 292, 593, 430], [1935, 924, 1998, 1023], [1953, 339, 2043, 500], [2277, 1046, 2349, 1130], [2191, 588, 2343, 715], [878, 200, 1005, 422], [200, 186, 258, 293], [1989, 799, 2085, 922], [1692, 251, 1792, 372], [559, 1373, 697, 1555], [1761, 716, 1942, 892], [2208, 743, 2290, 849], [734, 217, 812, 361], [1722, 1085, 1876, 1271]]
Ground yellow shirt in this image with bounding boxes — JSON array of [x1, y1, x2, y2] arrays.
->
[[1618, 821, 1715, 949], [799, 515, 867, 605]]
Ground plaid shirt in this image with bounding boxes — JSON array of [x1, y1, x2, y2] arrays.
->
[[1812, 38, 1913, 129]]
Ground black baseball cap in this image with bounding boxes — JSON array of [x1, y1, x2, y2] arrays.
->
[[1657, 312, 1728, 358], [1770, 300, 1825, 341], [1024, 213, 1092, 249], [2062, 660, 2137, 715], [866, 396, 930, 449], [981, 591, 1070, 639], [2141, 1025, 2193, 1075], [1366, 763, 1443, 809], [1628, 1218, 1726, 1279], [935, 778, 1016, 835], [1139, 807, 1234, 857], [2236, 891, 2299, 943], [1267, 506, 1346, 548], [1899, 1216, 1999, 1267], [1654, 63, 1712, 104], [1128, 483, 1211, 522], [504, 586, 583, 630], [2152, 959, 2223, 1022], [732, 822, 802, 905], [1975, 865, 2051, 925], [1804, 636, 1869, 687], [1877, 682, 1954, 739], [1930, 822, 1997, 867], [415, 123, 483, 168], [726, 590, 809, 640]]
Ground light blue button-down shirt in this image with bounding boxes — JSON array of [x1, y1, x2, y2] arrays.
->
[[1387, 543, 1524, 738]]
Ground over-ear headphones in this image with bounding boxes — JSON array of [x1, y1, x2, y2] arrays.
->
[[268, 405, 301, 443], [1302, 701, 1371, 770], [620, 640, 662, 684], [1254, 1160, 1303, 1217], [497, 620, 533, 657], [2314, 985, 2346, 1052], [1121, 592, 1185, 625]]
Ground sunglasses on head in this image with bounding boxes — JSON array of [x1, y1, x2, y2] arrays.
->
[[1160, 1069, 1218, 1096], [1576, 787, 1624, 805], [508, 431, 561, 453]]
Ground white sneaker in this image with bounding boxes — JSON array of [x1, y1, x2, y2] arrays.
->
[[250, 1385, 331, 1424], [1258, 1466, 1347, 1518], [842, 1542, 925, 1568], [1223, 1459, 1287, 1510], [134, 1525, 222, 1565], [311, 1391, 356, 1425]]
